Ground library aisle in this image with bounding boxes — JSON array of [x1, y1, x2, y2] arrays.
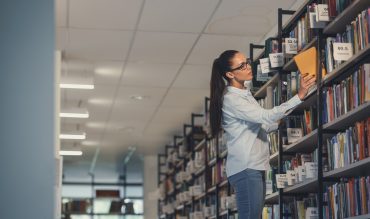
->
[[0, 0, 369, 219]]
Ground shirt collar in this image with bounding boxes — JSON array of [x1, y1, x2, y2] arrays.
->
[[226, 86, 252, 97]]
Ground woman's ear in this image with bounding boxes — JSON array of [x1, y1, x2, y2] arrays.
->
[[225, 71, 234, 79]]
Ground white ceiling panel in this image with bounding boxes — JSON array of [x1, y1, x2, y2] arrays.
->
[[129, 31, 198, 64], [150, 107, 192, 125], [161, 88, 209, 109], [109, 105, 156, 125], [187, 34, 259, 65], [121, 62, 180, 88], [69, 0, 143, 30], [56, 0, 67, 27], [139, 0, 218, 33], [115, 86, 167, 107], [172, 64, 211, 89], [207, 0, 296, 36], [66, 29, 133, 61], [93, 61, 124, 85]]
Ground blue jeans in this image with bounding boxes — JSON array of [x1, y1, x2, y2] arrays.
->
[[228, 168, 266, 219]]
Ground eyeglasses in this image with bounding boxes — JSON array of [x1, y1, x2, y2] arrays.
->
[[229, 58, 252, 72]]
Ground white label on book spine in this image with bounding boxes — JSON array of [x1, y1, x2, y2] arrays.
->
[[260, 58, 271, 74], [269, 53, 284, 68], [256, 64, 271, 82], [333, 43, 353, 61], [287, 128, 303, 144], [286, 170, 296, 186], [305, 207, 319, 219], [317, 4, 329, 21], [298, 166, 306, 182], [305, 162, 318, 179], [276, 174, 288, 188], [285, 38, 298, 54], [265, 180, 273, 194]]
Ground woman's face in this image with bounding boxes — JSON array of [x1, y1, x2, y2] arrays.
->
[[228, 52, 253, 81]]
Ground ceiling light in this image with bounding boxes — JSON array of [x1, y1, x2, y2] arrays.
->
[[81, 141, 98, 146], [60, 133, 86, 140], [59, 150, 83, 156], [60, 83, 94, 89], [130, 95, 148, 101], [60, 112, 89, 118]]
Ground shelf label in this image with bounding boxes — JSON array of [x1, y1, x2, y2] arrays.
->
[[285, 38, 298, 54], [269, 53, 284, 68], [333, 43, 353, 61], [287, 128, 303, 144], [276, 174, 288, 188], [305, 207, 319, 219], [260, 58, 271, 74], [317, 4, 329, 22]]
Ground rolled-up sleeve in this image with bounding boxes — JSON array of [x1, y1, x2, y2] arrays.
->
[[223, 94, 302, 125]]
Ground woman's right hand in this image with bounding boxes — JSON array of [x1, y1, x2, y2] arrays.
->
[[298, 73, 316, 100]]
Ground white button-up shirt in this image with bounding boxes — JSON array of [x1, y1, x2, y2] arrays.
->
[[222, 86, 302, 177]]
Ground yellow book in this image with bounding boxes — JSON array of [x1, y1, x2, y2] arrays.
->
[[294, 46, 326, 77]]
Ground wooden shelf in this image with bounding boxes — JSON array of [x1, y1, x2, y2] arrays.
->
[[291, 86, 317, 112], [194, 166, 205, 177], [283, 129, 318, 154], [176, 160, 184, 168], [322, 45, 370, 86], [194, 138, 206, 151], [324, 157, 370, 178], [324, 0, 370, 34], [283, 178, 318, 194], [253, 73, 280, 98], [207, 186, 217, 193], [269, 152, 279, 166], [219, 149, 227, 159], [345, 213, 370, 219], [176, 205, 184, 210], [323, 102, 370, 130], [219, 179, 228, 187], [208, 157, 217, 167], [265, 192, 279, 204], [194, 192, 206, 201], [220, 209, 229, 216], [283, 38, 317, 72]]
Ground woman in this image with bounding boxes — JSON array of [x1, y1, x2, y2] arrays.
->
[[209, 50, 316, 218]]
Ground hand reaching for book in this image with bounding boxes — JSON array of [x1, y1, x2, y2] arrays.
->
[[298, 73, 316, 100]]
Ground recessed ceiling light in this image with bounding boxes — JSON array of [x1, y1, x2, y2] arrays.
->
[[130, 95, 148, 101], [60, 84, 95, 89], [81, 141, 98, 146], [60, 133, 86, 140], [59, 150, 83, 156], [60, 112, 89, 118]]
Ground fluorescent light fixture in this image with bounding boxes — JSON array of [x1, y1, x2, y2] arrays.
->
[[60, 133, 86, 140], [60, 83, 94, 89], [59, 150, 83, 156], [60, 112, 89, 118]]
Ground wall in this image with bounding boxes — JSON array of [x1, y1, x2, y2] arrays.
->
[[0, 0, 56, 218], [144, 155, 158, 219]]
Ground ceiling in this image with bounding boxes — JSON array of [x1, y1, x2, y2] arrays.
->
[[56, 0, 299, 179]]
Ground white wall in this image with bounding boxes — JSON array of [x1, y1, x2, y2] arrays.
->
[[0, 0, 56, 218], [144, 155, 158, 219]]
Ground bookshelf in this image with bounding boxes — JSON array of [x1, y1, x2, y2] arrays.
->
[[157, 0, 370, 218]]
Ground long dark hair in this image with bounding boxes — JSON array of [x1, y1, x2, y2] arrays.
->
[[209, 50, 239, 137]]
